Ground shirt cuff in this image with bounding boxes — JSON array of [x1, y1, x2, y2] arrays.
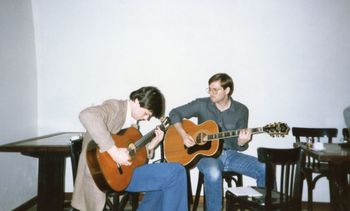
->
[[106, 145, 119, 161], [146, 143, 154, 159]]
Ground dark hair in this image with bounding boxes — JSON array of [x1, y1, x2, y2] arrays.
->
[[129, 86, 165, 119], [208, 73, 234, 96]]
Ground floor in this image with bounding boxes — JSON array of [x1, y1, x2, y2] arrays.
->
[[26, 198, 331, 211]]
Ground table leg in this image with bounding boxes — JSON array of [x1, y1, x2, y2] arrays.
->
[[37, 154, 66, 211], [328, 162, 350, 211]]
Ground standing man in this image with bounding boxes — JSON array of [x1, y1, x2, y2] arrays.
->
[[72, 86, 188, 211], [169, 73, 265, 211]]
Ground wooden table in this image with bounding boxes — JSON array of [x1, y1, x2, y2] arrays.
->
[[0, 132, 83, 211], [295, 143, 350, 211]]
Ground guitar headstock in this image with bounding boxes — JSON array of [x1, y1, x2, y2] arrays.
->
[[159, 116, 171, 131], [263, 122, 290, 137]]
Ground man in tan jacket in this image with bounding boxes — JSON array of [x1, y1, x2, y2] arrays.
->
[[72, 86, 188, 211]]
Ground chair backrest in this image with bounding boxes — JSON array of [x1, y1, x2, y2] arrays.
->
[[343, 128, 350, 142], [292, 127, 338, 144], [257, 147, 303, 210], [69, 136, 84, 183]]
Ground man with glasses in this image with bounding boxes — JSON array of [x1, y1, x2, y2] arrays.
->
[[169, 73, 265, 211]]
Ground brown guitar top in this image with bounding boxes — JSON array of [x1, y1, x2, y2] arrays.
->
[[163, 120, 220, 168], [86, 127, 147, 192], [86, 117, 171, 192], [163, 119, 289, 168]]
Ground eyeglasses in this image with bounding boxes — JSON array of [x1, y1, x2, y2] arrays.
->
[[206, 87, 223, 94]]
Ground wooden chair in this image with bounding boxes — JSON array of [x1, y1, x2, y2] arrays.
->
[[225, 147, 303, 211], [69, 136, 83, 184], [69, 136, 139, 211], [292, 127, 338, 211], [343, 128, 350, 183], [192, 170, 243, 211]]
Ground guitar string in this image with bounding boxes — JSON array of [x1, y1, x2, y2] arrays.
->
[[207, 128, 264, 141], [129, 123, 167, 152]]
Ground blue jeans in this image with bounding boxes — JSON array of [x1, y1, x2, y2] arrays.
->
[[197, 149, 265, 211], [126, 162, 188, 211]]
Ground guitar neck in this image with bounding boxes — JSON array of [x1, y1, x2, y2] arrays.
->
[[207, 127, 264, 141], [133, 129, 156, 150]]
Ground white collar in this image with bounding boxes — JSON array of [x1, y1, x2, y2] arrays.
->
[[123, 100, 137, 129]]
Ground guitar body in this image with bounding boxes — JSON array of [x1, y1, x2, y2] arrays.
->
[[86, 127, 147, 192], [164, 119, 221, 168], [164, 119, 289, 168]]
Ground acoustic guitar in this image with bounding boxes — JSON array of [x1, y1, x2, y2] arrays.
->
[[86, 117, 170, 192], [163, 119, 289, 168]]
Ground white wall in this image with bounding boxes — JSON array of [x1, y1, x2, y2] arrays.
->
[[0, 1, 349, 208], [0, 0, 38, 210], [32, 0, 350, 203]]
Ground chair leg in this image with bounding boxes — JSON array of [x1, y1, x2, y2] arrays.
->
[[111, 193, 119, 211], [185, 168, 194, 211], [306, 178, 313, 211], [186, 168, 193, 206], [130, 193, 139, 211], [193, 172, 204, 211], [237, 175, 243, 186], [103, 192, 139, 211], [103, 196, 115, 211], [307, 189, 313, 211], [192, 171, 243, 211], [301, 170, 313, 211], [226, 192, 232, 211], [119, 194, 130, 210]]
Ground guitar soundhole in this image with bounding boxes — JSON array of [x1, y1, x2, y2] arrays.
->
[[188, 142, 211, 154], [195, 132, 207, 145]]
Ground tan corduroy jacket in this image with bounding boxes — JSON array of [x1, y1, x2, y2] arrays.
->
[[71, 99, 128, 211]]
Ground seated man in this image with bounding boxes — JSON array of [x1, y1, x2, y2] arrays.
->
[[72, 86, 188, 211]]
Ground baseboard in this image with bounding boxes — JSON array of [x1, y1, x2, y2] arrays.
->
[[12, 192, 73, 211], [12, 196, 37, 211], [192, 195, 330, 209], [65, 192, 73, 200], [12, 193, 330, 210]]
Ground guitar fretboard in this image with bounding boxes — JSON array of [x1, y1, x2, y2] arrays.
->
[[128, 117, 169, 156], [207, 127, 264, 141], [137, 129, 156, 147]]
